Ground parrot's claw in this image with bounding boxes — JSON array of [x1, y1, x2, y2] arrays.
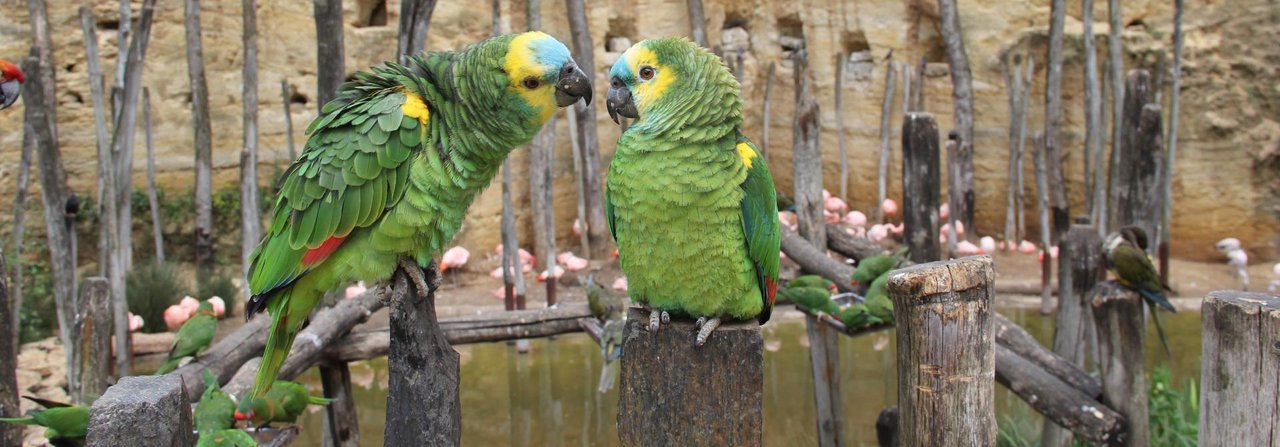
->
[[398, 258, 435, 299], [661, 311, 671, 324], [647, 309, 668, 333], [695, 317, 721, 346]]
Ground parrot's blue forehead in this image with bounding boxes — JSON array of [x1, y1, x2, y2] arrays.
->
[[609, 56, 634, 81], [527, 34, 571, 68]]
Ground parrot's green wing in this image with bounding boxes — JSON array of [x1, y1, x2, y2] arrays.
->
[[157, 312, 217, 374], [33, 406, 89, 439], [197, 428, 258, 447], [736, 138, 780, 323], [196, 371, 236, 435], [604, 187, 617, 242], [247, 68, 430, 304], [1109, 244, 1175, 312]]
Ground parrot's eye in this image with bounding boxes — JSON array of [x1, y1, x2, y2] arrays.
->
[[638, 66, 655, 80], [522, 76, 541, 89]]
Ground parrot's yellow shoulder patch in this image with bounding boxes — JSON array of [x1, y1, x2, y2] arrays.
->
[[736, 142, 757, 169], [623, 46, 675, 108], [401, 90, 430, 126]]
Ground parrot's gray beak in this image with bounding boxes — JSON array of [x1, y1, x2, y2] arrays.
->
[[606, 76, 638, 125], [555, 62, 592, 107], [0, 80, 21, 110]]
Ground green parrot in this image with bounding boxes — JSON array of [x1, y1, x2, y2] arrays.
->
[[786, 274, 835, 291], [238, 31, 591, 413], [234, 380, 333, 426], [0, 397, 88, 447], [1104, 225, 1175, 356], [585, 275, 625, 321], [604, 37, 781, 346], [779, 276, 839, 314], [156, 301, 218, 374], [196, 429, 257, 447], [196, 370, 236, 437], [850, 248, 906, 289]]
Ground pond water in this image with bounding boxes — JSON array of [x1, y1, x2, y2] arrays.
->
[[291, 308, 1203, 446]]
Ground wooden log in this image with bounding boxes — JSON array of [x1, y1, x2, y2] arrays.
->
[[887, 256, 996, 446], [805, 312, 844, 447], [87, 375, 194, 447], [240, 0, 262, 293], [876, 59, 896, 224], [313, 0, 345, 105], [993, 313, 1101, 398], [900, 112, 940, 264], [936, 0, 975, 232], [0, 251, 19, 446], [685, 0, 707, 48], [319, 361, 359, 447], [995, 345, 1125, 445], [327, 305, 594, 361], [385, 264, 460, 446], [791, 49, 827, 250], [1105, 0, 1126, 232], [396, 0, 436, 64], [1112, 72, 1161, 245], [74, 278, 113, 403], [1199, 291, 1280, 445], [280, 79, 297, 160], [1161, 0, 1185, 283], [824, 223, 888, 262], [780, 227, 856, 293], [564, 0, 609, 259], [617, 307, 763, 446], [1090, 281, 1148, 446]]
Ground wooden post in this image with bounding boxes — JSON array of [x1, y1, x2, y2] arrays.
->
[[944, 134, 959, 257], [1111, 71, 1160, 243], [685, 0, 707, 48], [1016, 56, 1033, 244], [761, 62, 775, 163], [0, 251, 19, 446], [385, 264, 460, 446], [1199, 291, 1280, 445], [565, 106, 590, 257], [1043, 0, 1070, 250], [73, 278, 113, 403], [617, 308, 763, 446], [1105, 0, 1126, 232], [320, 361, 359, 447], [876, 59, 896, 224], [186, 0, 215, 275], [901, 113, 940, 264], [1083, 0, 1104, 223], [936, 0, 975, 232], [564, 0, 609, 259], [281, 79, 297, 160], [887, 256, 996, 446], [143, 89, 164, 262], [835, 52, 849, 200], [241, 0, 262, 292], [912, 57, 926, 112], [791, 49, 826, 250], [1090, 281, 1148, 446], [396, 0, 436, 64], [527, 3, 556, 307], [8, 124, 33, 338], [313, 0, 345, 106], [82, 5, 115, 286], [1002, 54, 1018, 245], [1161, 0, 1185, 284], [805, 313, 844, 447], [1034, 133, 1052, 314], [111, 0, 156, 278], [1042, 219, 1101, 447], [87, 375, 195, 447]]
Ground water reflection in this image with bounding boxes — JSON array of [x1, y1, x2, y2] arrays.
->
[[292, 310, 1202, 446]]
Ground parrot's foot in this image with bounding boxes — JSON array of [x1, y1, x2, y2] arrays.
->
[[694, 317, 721, 346], [647, 309, 669, 333], [398, 258, 439, 299]]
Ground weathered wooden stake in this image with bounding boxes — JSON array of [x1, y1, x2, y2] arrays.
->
[[319, 361, 359, 447], [1043, 0, 1070, 249], [186, 0, 215, 275], [396, 0, 436, 64], [87, 375, 194, 447], [1083, 0, 1103, 222], [805, 313, 844, 447], [7, 124, 33, 338], [1090, 281, 1148, 446], [564, 0, 609, 259], [1111, 71, 1160, 245], [1105, 0, 1126, 232], [313, 0, 345, 106], [1042, 219, 1101, 447], [1034, 132, 1052, 314], [936, 0, 975, 232], [74, 278, 113, 403], [241, 0, 262, 292], [143, 89, 164, 262], [761, 62, 775, 163], [1199, 291, 1280, 445], [887, 255, 996, 446], [81, 5, 115, 285], [876, 59, 896, 224], [565, 106, 590, 257], [0, 251, 19, 446], [385, 265, 460, 446], [527, 3, 556, 307], [281, 79, 297, 160], [1016, 56, 1033, 244], [1161, 0, 1185, 284], [835, 52, 849, 200], [617, 308, 762, 446], [1002, 53, 1019, 245], [685, 0, 707, 48], [901, 113, 940, 264], [791, 48, 827, 250]]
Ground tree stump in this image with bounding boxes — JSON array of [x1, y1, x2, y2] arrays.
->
[[73, 277, 113, 403], [617, 308, 763, 446], [385, 264, 460, 446], [887, 255, 996, 446], [1199, 291, 1280, 446], [1090, 281, 1147, 446], [87, 375, 194, 447]]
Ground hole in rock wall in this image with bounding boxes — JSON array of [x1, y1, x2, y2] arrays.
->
[[720, 11, 751, 54], [841, 30, 875, 82], [777, 14, 805, 69], [354, 0, 388, 28], [605, 17, 638, 53]]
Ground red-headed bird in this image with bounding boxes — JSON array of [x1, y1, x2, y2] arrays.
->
[[0, 60, 24, 109]]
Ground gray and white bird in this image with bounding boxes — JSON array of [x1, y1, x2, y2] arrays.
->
[[1215, 237, 1249, 291]]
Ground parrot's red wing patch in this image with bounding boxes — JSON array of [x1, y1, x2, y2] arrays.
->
[[302, 236, 346, 265], [764, 276, 778, 308]]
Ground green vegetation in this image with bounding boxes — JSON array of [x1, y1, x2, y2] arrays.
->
[[126, 261, 188, 333], [1149, 366, 1199, 446]]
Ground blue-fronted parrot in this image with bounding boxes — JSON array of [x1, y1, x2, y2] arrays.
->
[[238, 31, 591, 414], [605, 37, 781, 346]]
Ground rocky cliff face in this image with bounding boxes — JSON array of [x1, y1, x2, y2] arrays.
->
[[0, 0, 1274, 262]]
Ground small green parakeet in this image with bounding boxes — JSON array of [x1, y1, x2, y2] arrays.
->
[[605, 37, 780, 346], [850, 248, 906, 289], [1104, 225, 1175, 356], [786, 275, 835, 291], [234, 380, 333, 426], [585, 275, 625, 322], [239, 31, 591, 414], [779, 276, 839, 314], [196, 370, 236, 437], [196, 429, 257, 447], [156, 301, 218, 374], [0, 397, 88, 446]]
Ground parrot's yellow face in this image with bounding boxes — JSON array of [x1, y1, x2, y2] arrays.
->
[[605, 37, 740, 130], [501, 31, 592, 124], [615, 44, 677, 110]]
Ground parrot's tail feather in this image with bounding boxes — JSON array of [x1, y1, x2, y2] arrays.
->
[[21, 396, 70, 408], [154, 358, 183, 375], [247, 289, 301, 404], [0, 417, 36, 425], [1150, 305, 1174, 360], [597, 362, 618, 394], [1137, 288, 1177, 313], [308, 395, 335, 406]]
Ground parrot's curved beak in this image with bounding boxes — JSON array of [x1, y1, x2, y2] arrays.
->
[[606, 76, 638, 125], [555, 61, 592, 107], [1, 80, 21, 110]]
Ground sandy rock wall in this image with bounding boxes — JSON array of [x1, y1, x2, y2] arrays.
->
[[0, 0, 1274, 262]]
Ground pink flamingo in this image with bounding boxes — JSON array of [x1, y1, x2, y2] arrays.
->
[[439, 246, 471, 272]]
